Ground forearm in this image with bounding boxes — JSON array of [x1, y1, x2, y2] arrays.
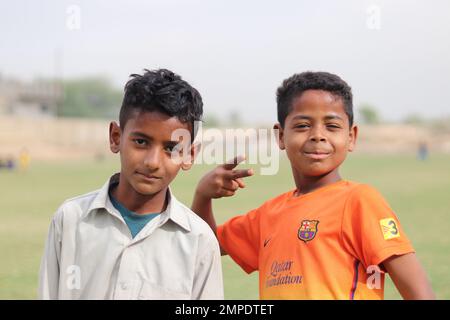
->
[[191, 191, 227, 256], [192, 190, 216, 233]]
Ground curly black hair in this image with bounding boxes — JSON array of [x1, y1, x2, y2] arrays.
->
[[119, 68, 203, 137], [276, 71, 353, 127]]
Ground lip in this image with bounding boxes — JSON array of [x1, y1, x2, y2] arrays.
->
[[303, 151, 331, 160], [136, 172, 162, 181]]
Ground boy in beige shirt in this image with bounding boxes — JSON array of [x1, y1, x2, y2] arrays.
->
[[39, 69, 223, 300]]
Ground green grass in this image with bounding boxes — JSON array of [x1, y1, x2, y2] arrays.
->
[[0, 153, 449, 299]]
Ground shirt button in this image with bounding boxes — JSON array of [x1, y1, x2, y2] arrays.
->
[[121, 282, 128, 290]]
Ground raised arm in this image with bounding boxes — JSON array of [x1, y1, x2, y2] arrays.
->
[[191, 156, 253, 255]]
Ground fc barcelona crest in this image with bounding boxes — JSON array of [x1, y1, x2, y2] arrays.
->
[[298, 220, 319, 243]]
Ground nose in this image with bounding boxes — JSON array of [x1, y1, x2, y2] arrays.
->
[[309, 126, 327, 143], [143, 146, 161, 171]]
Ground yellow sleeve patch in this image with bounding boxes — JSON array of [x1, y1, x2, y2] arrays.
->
[[379, 218, 400, 240]]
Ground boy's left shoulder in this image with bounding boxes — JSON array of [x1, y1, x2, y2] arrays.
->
[[353, 182, 382, 197], [171, 196, 218, 242], [344, 181, 387, 200], [343, 181, 396, 217]]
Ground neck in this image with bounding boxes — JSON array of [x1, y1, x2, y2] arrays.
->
[[112, 174, 168, 214], [292, 169, 341, 196]]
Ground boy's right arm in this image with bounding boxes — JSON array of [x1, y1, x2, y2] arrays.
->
[[191, 156, 253, 256], [38, 216, 61, 299]]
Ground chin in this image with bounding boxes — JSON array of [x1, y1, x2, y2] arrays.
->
[[133, 183, 165, 196], [300, 166, 334, 178]]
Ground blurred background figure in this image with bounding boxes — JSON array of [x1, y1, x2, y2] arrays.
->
[[6, 155, 16, 171], [418, 141, 429, 161], [0, 155, 15, 171], [19, 148, 30, 171]]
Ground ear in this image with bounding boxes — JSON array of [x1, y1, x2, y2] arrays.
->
[[109, 121, 121, 153], [181, 142, 201, 171], [273, 123, 286, 150], [348, 125, 358, 152]]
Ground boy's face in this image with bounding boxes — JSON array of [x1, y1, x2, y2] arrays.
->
[[275, 89, 357, 179], [109, 110, 197, 196]]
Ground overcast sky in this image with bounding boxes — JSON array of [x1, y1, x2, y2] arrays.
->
[[1, 0, 449, 124]]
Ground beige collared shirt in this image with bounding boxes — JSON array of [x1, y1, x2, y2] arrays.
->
[[38, 174, 223, 300]]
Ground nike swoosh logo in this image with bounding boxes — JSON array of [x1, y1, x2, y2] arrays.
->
[[264, 238, 271, 247]]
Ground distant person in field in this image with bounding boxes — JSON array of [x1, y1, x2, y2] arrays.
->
[[192, 71, 435, 299], [6, 156, 15, 171], [39, 69, 223, 300], [417, 141, 428, 161], [0, 156, 15, 171], [19, 148, 30, 171]]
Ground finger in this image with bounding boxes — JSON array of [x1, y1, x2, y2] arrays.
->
[[226, 168, 254, 180], [235, 178, 245, 188], [222, 155, 246, 170], [222, 180, 239, 192], [220, 189, 235, 197]]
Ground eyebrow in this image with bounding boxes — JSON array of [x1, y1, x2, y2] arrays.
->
[[130, 131, 152, 140], [291, 114, 344, 121], [129, 131, 180, 144], [324, 115, 344, 121]]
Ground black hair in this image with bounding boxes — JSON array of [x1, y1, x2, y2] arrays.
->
[[276, 71, 353, 127], [119, 68, 203, 138]]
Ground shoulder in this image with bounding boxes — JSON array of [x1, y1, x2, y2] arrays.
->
[[171, 197, 219, 244], [220, 190, 297, 223], [52, 188, 102, 224], [254, 190, 296, 213], [342, 182, 394, 220], [344, 182, 387, 203]]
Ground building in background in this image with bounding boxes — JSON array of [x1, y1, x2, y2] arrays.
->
[[0, 74, 62, 118]]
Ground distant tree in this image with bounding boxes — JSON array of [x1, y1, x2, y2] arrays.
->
[[403, 114, 425, 125], [59, 77, 122, 119], [358, 104, 380, 124], [431, 116, 450, 134]]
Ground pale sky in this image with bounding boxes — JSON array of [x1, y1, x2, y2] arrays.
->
[[1, 0, 449, 124]]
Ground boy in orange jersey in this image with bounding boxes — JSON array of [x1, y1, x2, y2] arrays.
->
[[191, 71, 435, 299]]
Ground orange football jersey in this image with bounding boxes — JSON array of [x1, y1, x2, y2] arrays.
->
[[217, 180, 415, 299]]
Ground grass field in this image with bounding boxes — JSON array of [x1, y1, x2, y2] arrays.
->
[[0, 153, 449, 299]]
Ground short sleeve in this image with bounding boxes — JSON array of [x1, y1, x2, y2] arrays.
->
[[192, 238, 224, 300], [341, 184, 415, 270], [216, 207, 261, 274], [38, 208, 63, 299]]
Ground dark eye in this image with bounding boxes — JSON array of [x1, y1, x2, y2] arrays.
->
[[294, 124, 310, 129], [164, 144, 178, 152], [134, 139, 147, 146], [326, 124, 341, 129]]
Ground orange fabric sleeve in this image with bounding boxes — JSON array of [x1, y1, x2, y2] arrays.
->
[[341, 184, 415, 270], [216, 207, 261, 274]]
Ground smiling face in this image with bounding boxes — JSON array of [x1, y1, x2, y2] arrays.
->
[[110, 110, 196, 198], [275, 89, 357, 183]]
